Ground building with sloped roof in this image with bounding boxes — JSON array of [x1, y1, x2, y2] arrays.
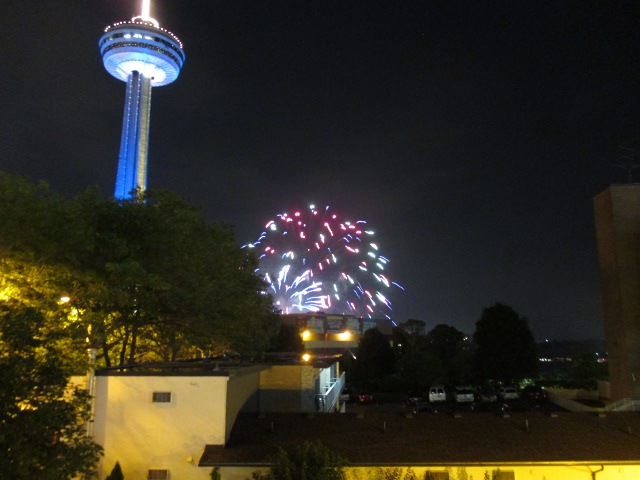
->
[[199, 409, 640, 479], [85, 357, 640, 480]]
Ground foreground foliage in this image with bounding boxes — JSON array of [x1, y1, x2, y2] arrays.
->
[[105, 461, 124, 480], [0, 171, 278, 366], [0, 304, 102, 478], [249, 441, 347, 480]]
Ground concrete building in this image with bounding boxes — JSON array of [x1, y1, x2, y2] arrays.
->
[[594, 185, 640, 401], [88, 358, 345, 479]]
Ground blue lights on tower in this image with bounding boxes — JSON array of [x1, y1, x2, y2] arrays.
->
[[99, 4, 184, 201]]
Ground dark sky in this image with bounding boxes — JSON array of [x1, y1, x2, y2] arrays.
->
[[2, 1, 639, 340]]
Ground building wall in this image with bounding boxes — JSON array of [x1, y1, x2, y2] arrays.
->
[[89, 363, 339, 477], [258, 363, 338, 412], [217, 464, 640, 480], [225, 367, 263, 440], [281, 313, 392, 351], [594, 185, 640, 401], [92, 373, 258, 480], [259, 365, 307, 411]]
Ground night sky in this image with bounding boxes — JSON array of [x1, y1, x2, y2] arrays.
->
[[2, 1, 639, 340]]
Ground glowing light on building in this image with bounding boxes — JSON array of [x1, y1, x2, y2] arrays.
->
[[338, 331, 351, 341], [99, 0, 185, 201]]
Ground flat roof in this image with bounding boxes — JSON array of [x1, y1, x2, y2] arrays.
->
[[200, 411, 640, 466], [94, 355, 341, 376]]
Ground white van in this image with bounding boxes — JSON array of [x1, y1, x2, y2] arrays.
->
[[429, 385, 446, 403]]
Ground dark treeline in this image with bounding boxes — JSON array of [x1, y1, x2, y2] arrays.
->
[[346, 305, 607, 394]]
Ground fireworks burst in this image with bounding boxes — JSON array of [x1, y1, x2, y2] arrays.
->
[[244, 205, 404, 319]]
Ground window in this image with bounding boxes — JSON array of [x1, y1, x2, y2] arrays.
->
[[152, 391, 171, 403], [426, 472, 449, 480], [147, 469, 169, 480], [493, 471, 515, 480]]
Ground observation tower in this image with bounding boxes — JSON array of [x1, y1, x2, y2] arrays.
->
[[99, 0, 185, 201]]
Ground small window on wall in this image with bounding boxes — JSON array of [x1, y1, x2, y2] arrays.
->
[[493, 471, 515, 480], [425, 472, 449, 480], [152, 391, 171, 403], [147, 469, 169, 480]]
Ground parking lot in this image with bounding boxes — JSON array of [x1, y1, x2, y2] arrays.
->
[[345, 396, 563, 415]]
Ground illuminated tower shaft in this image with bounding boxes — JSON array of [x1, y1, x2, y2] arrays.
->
[[117, 71, 152, 200], [100, 6, 184, 201]]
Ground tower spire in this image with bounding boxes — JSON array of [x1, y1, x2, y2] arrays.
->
[[132, 0, 159, 27], [141, 0, 151, 18]]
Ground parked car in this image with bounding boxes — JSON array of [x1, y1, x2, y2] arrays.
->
[[412, 401, 434, 413], [477, 387, 498, 403], [357, 391, 375, 404], [405, 389, 425, 406], [521, 385, 549, 404], [428, 385, 447, 403], [497, 386, 519, 400], [339, 388, 352, 403], [454, 386, 475, 403]]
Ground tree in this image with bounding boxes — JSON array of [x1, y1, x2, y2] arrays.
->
[[106, 461, 125, 480], [427, 324, 472, 385], [355, 467, 419, 480], [0, 304, 102, 478], [0, 171, 279, 366], [249, 441, 346, 480], [392, 321, 474, 390], [395, 347, 443, 391], [473, 303, 538, 383], [400, 319, 427, 335], [72, 188, 277, 363], [351, 328, 395, 388], [269, 324, 304, 353], [393, 320, 430, 354]]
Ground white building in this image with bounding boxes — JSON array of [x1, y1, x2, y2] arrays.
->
[[87, 358, 344, 479]]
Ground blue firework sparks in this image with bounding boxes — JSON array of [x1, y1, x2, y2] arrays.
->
[[244, 205, 404, 319]]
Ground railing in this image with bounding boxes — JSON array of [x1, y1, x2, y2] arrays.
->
[[605, 398, 640, 412], [316, 372, 345, 412]]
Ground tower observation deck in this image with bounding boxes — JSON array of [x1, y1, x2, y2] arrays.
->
[[99, 1, 185, 201]]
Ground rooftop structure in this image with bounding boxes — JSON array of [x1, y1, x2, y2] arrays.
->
[[99, 0, 185, 200], [594, 184, 640, 401]]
